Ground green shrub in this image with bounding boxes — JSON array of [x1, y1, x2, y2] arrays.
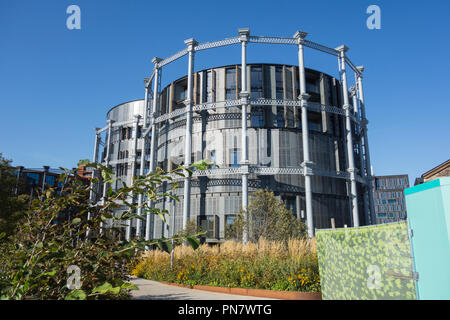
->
[[0, 160, 206, 300]]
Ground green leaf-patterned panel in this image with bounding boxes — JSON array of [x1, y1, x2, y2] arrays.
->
[[316, 222, 417, 300]]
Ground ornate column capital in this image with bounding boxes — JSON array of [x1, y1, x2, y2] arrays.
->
[[360, 118, 369, 127], [342, 104, 352, 111], [298, 93, 310, 109], [183, 99, 192, 112], [238, 28, 250, 42], [293, 30, 308, 45], [152, 57, 162, 68], [143, 77, 150, 89], [347, 167, 358, 178], [239, 91, 249, 104], [184, 38, 198, 52], [301, 160, 314, 176], [356, 65, 365, 75], [335, 45, 349, 56], [240, 163, 250, 172], [298, 92, 310, 102]]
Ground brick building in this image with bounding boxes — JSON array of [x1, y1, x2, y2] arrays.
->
[[414, 159, 450, 186]]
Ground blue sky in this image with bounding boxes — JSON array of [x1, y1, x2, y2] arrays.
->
[[0, 0, 449, 183]]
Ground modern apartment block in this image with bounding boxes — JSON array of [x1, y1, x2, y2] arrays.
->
[[91, 28, 376, 242], [12, 166, 90, 198], [372, 175, 409, 224]]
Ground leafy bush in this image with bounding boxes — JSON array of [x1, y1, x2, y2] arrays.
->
[[0, 160, 206, 300], [225, 189, 307, 243], [0, 153, 28, 236]]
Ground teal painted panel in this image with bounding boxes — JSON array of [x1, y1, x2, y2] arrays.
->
[[404, 179, 441, 196], [405, 177, 450, 300], [405, 177, 450, 196], [440, 180, 450, 247]]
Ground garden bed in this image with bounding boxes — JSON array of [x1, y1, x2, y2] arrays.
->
[[133, 238, 321, 296], [160, 281, 322, 300]]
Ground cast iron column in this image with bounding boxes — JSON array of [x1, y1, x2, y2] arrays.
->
[[101, 119, 114, 231], [239, 28, 250, 244], [351, 86, 370, 225], [41, 165, 50, 200], [86, 129, 100, 238], [143, 85, 149, 129], [294, 30, 314, 238], [126, 114, 140, 240], [182, 38, 197, 230], [146, 57, 162, 241], [356, 65, 376, 225], [136, 79, 152, 238], [336, 45, 359, 227], [87, 129, 100, 219]]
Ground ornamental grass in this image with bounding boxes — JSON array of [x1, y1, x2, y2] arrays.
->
[[132, 238, 320, 293]]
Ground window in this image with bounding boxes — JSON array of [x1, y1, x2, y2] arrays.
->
[[306, 81, 319, 94], [230, 148, 240, 167], [120, 127, 132, 140], [206, 70, 213, 102], [250, 66, 263, 99], [251, 106, 264, 127], [309, 120, 321, 131], [197, 215, 219, 239], [175, 83, 187, 102], [117, 163, 128, 177], [225, 215, 236, 227], [118, 151, 129, 160], [285, 68, 293, 99], [282, 196, 297, 216], [297, 115, 302, 129], [209, 150, 217, 168], [275, 67, 283, 99], [286, 108, 294, 128], [276, 107, 285, 127], [225, 68, 237, 100], [45, 175, 56, 187], [26, 173, 40, 186]]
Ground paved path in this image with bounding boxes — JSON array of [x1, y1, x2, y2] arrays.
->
[[130, 277, 277, 300]]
